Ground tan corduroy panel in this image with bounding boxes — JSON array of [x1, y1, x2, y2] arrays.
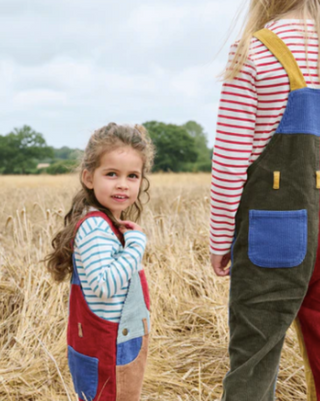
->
[[253, 28, 307, 92], [116, 334, 149, 401]]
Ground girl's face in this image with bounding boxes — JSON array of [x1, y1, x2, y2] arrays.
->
[[82, 146, 143, 219]]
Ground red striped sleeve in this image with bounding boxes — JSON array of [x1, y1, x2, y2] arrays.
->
[[210, 53, 257, 255]]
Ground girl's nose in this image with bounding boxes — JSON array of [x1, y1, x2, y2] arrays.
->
[[116, 179, 128, 190]]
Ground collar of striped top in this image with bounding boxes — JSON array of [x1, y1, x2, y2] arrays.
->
[[82, 206, 99, 216], [265, 18, 315, 29]]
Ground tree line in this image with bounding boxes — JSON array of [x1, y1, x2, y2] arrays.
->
[[0, 122, 213, 175]]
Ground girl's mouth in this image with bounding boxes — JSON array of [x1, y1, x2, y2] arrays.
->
[[111, 195, 129, 203]]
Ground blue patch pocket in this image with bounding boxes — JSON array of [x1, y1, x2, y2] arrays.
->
[[68, 345, 98, 400], [116, 336, 143, 365], [248, 209, 307, 268]]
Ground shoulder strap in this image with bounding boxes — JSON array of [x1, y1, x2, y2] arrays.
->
[[72, 211, 124, 249], [253, 28, 307, 91]]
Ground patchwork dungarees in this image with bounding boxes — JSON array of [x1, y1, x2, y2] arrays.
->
[[222, 29, 320, 401], [67, 211, 151, 401]]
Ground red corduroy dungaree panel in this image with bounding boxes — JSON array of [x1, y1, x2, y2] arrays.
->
[[67, 212, 123, 400]]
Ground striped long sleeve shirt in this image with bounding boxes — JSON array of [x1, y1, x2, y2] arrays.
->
[[210, 18, 320, 255], [74, 216, 147, 322]]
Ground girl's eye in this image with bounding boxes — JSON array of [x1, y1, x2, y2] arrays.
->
[[129, 174, 139, 179], [106, 172, 116, 177]]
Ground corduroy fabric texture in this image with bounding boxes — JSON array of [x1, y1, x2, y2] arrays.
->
[[116, 334, 149, 401], [117, 272, 150, 344], [67, 212, 150, 401], [222, 134, 320, 401], [221, 27, 320, 401], [275, 88, 320, 136], [297, 244, 320, 399]]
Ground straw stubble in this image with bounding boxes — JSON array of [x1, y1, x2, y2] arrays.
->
[[0, 174, 307, 400]]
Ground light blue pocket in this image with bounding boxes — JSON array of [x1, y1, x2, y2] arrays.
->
[[68, 346, 98, 401], [248, 209, 307, 268]]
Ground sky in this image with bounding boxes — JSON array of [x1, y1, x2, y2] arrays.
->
[[0, 0, 246, 149]]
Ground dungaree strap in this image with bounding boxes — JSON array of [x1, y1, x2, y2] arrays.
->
[[71, 210, 125, 250], [253, 28, 307, 91]]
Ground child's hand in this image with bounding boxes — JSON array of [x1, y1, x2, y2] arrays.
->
[[210, 252, 231, 277], [118, 220, 144, 234]]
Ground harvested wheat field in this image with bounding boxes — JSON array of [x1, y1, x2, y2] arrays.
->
[[0, 173, 307, 400]]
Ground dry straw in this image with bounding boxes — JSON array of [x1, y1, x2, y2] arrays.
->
[[0, 174, 307, 400]]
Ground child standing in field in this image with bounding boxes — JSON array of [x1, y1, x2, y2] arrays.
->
[[46, 123, 154, 401], [210, 0, 320, 400]]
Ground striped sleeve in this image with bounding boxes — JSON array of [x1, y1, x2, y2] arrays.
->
[[210, 46, 258, 255], [76, 218, 147, 300]]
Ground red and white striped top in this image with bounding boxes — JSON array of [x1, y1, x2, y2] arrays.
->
[[210, 19, 320, 255]]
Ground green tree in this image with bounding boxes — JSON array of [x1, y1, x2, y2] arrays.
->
[[182, 120, 212, 172], [143, 121, 198, 172], [0, 125, 53, 174], [182, 121, 208, 153], [46, 159, 78, 175], [54, 146, 83, 160]]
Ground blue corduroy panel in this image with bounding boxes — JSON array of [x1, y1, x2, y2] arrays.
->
[[116, 336, 143, 365], [276, 88, 320, 136], [68, 345, 99, 400], [248, 209, 308, 268], [71, 254, 81, 286], [117, 272, 150, 344]]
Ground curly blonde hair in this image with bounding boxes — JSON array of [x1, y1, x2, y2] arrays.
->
[[45, 123, 155, 282]]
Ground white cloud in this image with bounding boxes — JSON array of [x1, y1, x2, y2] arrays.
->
[[15, 89, 67, 108], [0, 0, 244, 148]]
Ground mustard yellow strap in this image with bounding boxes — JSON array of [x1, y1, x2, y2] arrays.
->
[[273, 171, 280, 190], [253, 28, 307, 92], [316, 171, 320, 189]]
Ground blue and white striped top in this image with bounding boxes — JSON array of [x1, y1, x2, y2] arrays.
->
[[73, 215, 147, 322]]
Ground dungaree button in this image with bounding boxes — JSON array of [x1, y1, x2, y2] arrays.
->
[[122, 328, 128, 336]]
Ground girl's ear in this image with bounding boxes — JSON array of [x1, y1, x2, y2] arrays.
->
[[82, 169, 94, 189]]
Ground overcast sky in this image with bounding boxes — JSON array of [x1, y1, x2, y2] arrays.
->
[[0, 0, 246, 149]]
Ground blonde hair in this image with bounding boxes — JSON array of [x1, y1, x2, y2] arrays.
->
[[224, 0, 320, 80], [45, 123, 155, 282]]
